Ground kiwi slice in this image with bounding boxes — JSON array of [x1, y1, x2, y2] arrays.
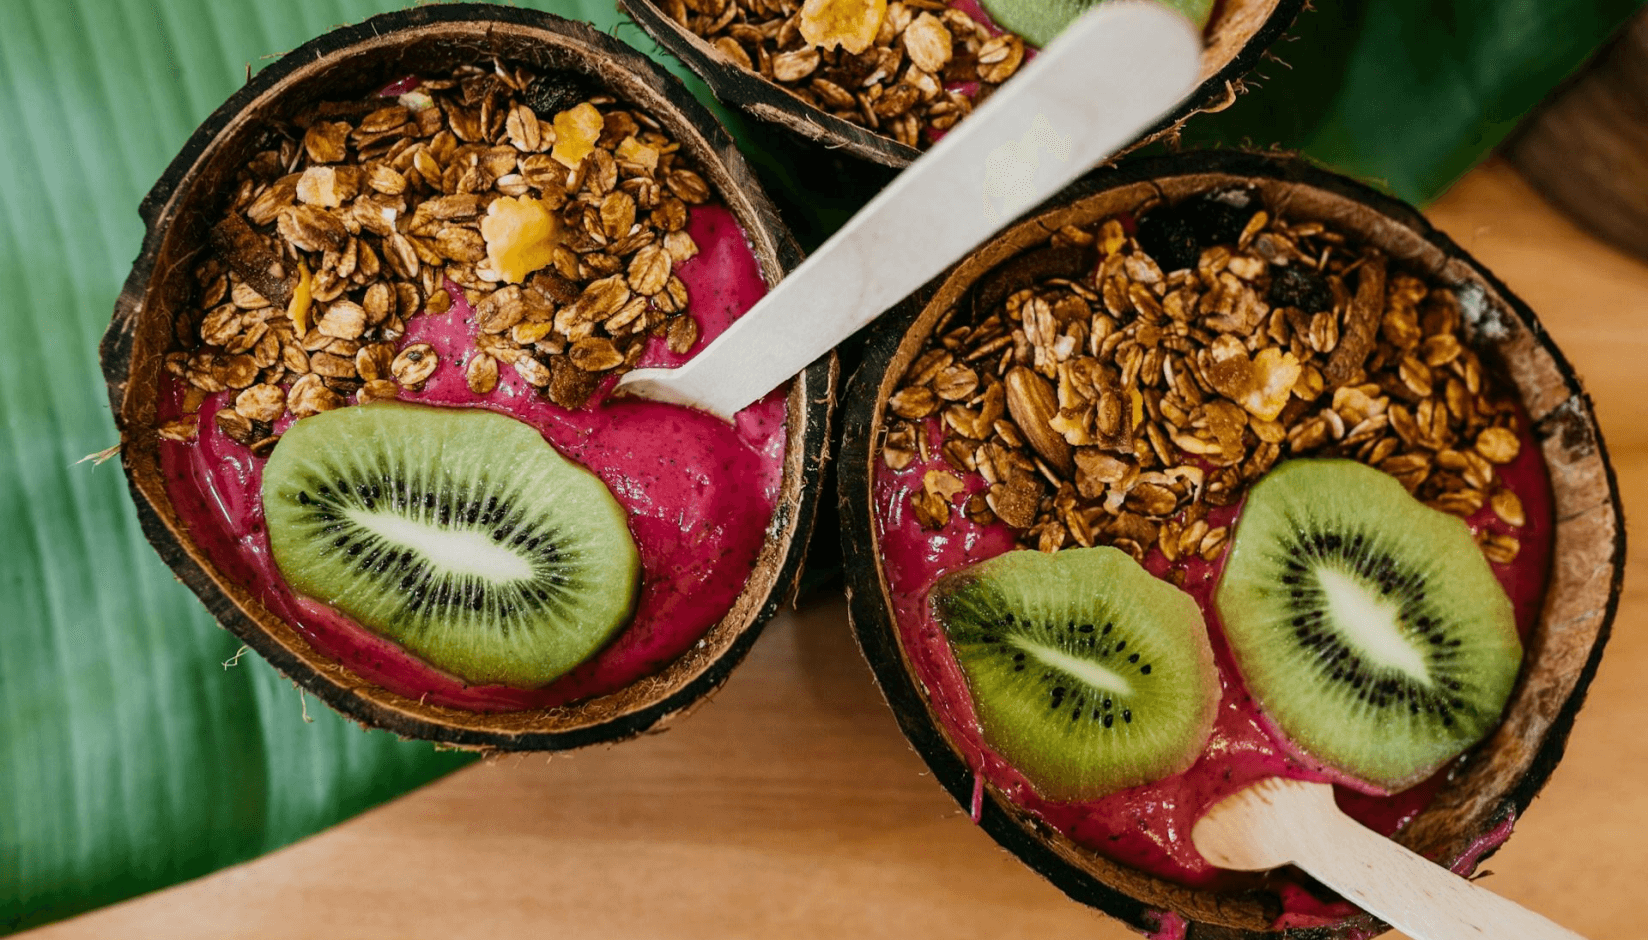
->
[[261, 401, 640, 689], [931, 547, 1219, 801], [977, 0, 1215, 50], [1215, 459, 1522, 792]]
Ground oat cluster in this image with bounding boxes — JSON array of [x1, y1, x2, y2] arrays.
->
[[885, 200, 1529, 569], [161, 62, 717, 452], [670, 0, 1024, 149]]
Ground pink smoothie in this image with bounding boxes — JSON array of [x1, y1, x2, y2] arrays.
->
[[159, 203, 790, 711], [872, 414, 1553, 926]]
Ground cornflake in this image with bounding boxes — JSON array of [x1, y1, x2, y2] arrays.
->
[[551, 103, 605, 169], [799, 0, 888, 54], [482, 196, 561, 284]]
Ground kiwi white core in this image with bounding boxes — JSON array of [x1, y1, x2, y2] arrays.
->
[[345, 508, 537, 582], [1015, 637, 1136, 698], [1315, 566, 1432, 687], [931, 546, 1220, 801]]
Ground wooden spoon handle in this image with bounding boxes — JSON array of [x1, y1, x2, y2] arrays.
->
[[1194, 780, 1585, 940], [1287, 795, 1585, 940], [614, 0, 1201, 420]]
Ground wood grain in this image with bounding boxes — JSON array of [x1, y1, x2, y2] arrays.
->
[[25, 159, 1647, 940], [1506, 10, 1648, 263]]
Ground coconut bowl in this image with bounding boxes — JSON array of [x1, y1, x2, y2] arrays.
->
[[836, 151, 1624, 937], [620, 0, 1305, 167], [100, 4, 836, 752]]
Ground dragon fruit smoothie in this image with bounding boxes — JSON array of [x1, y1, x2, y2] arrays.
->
[[872, 416, 1552, 923], [158, 203, 789, 711]]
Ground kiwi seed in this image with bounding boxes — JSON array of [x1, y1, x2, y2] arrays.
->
[[261, 402, 641, 689], [931, 546, 1219, 802], [1214, 459, 1522, 792]]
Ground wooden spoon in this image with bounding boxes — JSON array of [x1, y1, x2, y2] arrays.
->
[[1191, 777, 1587, 940], [614, 0, 1202, 420]]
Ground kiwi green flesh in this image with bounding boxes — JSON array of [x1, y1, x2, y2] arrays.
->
[[932, 546, 1219, 802], [976, 0, 1214, 50], [1215, 459, 1522, 793], [261, 402, 640, 689]]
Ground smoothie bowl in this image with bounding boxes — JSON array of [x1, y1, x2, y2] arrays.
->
[[620, 0, 1304, 166], [100, 5, 835, 751], [837, 151, 1623, 936]]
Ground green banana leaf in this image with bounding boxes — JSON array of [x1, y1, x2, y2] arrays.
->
[[0, 0, 1638, 933], [1172, 0, 1646, 204]]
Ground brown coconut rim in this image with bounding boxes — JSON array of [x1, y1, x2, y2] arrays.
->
[[837, 151, 1625, 937], [99, 4, 837, 752], [620, 0, 1305, 168]]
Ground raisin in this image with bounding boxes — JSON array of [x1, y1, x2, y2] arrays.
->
[[1189, 188, 1256, 247], [1135, 188, 1257, 273], [1135, 207, 1201, 273], [1268, 265, 1334, 313], [523, 71, 593, 119]]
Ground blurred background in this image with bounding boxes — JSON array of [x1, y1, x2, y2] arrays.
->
[[2, 0, 1645, 936]]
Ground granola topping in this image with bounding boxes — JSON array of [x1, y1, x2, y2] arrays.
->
[[166, 61, 718, 436], [672, 0, 1215, 150], [883, 192, 1532, 565], [670, 0, 1033, 149]]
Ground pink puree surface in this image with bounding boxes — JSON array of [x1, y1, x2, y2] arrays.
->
[[159, 203, 789, 711], [873, 417, 1553, 926]]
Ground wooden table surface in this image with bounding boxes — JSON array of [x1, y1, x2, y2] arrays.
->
[[27, 160, 1645, 940]]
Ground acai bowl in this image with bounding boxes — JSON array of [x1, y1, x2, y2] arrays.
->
[[101, 5, 835, 751], [620, 0, 1304, 166], [838, 151, 1623, 937]]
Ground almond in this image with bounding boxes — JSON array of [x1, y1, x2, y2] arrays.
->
[[1004, 366, 1072, 476]]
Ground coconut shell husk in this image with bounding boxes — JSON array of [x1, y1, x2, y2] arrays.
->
[[836, 150, 1625, 937], [620, 0, 1306, 167], [100, 4, 837, 752]]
